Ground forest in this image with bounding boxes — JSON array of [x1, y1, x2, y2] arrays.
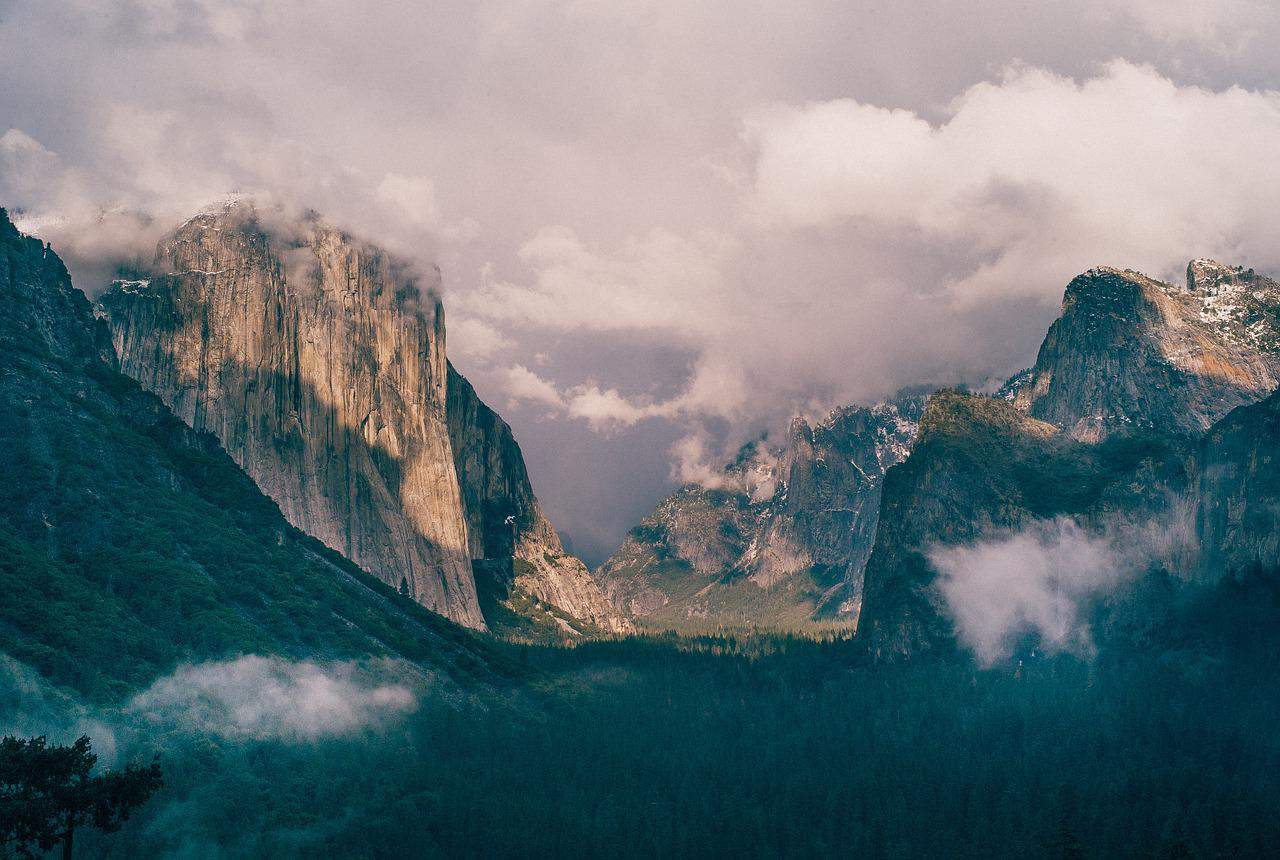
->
[[4, 567, 1277, 858]]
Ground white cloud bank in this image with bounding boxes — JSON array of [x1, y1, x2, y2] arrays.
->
[[466, 60, 1280, 483], [929, 517, 1188, 667], [745, 60, 1280, 305], [6, 1, 1280, 555], [126, 656, 418, 742]]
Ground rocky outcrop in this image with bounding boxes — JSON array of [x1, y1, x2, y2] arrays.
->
[[596, 393, 925, 631], [1012, 263, 1280, 441], [98, 201, 483, 627], [857, 391, 1194, 659], [1196, 388, 1280, 579], [0, 207, 500, 697], [97, 200, 621, 636], [861, 259, 1280, 660], [446, 365, 632, 634]]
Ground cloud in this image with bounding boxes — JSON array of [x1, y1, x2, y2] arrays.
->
[[6, 0, 1280, 558], [504, 364, 565, 408], [564, 384, 676, 431], [464, 61, 1280, 465], [745, 60, 1280, 305], [449, 316, 510, 362], [126, 656, 418, 742], [376, 173, 440, 230], [459, 226, 734, 339], [928, 517, 1187, 666]]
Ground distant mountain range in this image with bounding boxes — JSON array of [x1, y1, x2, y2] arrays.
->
[[600, 259, 1280, 654], [8, 193, 1280, 677], [595, 394, 926, 632]]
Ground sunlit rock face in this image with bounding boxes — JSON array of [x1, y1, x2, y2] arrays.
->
[[98, 200, 625, 635], [99, 201, 482, 627], [1011, 262, 1280, 441], [0, 207, 499, 693], [596, 392, 926, 632]]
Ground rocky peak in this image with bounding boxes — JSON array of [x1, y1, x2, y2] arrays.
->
[[1012, 263, 1280, 441], [1187, 258, 1247, 292], [1183, 258, 1280, 353], [775, 416, 816, 496]]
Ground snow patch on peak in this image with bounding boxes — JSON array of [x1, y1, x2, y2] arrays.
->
[[110, 278, 152, 295]]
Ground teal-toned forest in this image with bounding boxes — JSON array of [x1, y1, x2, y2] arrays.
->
[[8, 568, 1276, 859]]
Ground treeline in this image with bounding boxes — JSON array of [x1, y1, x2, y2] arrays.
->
[[73, 570, 1280, 857]]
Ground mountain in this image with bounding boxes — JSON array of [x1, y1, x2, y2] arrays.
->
[[0, 207, 505, 700], [860, 260, 1280, 659], [858, 391, 1194, 659], [97, 200, 627, 637], [1196, 387, 1280, 578], [1010, 262, 1280, 441], [446, 365, 633, 635], [596, 393, 926, 632]]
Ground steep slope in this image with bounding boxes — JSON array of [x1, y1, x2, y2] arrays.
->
[[446, 365, 632, 636], [98, 202, 481, 627], [1196, 388, 1280, 578], [597, 393, 925, 631], [862, 259, 1280, 660], [1012, 262, 1280, 441], [858, 392, 1193, 659], [98, 200, 622, 637], [0, 208, 503, 700]]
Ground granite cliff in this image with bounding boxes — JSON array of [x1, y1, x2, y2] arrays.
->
[[860, 260, 1280, 659], [0, 207, 501, 698], [98, 200, 625, 635], [1011, 262, 1280, 440], [446, 365, 632, 635]]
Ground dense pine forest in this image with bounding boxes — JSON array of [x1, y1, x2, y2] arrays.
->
[[4, 568, 1273, 858]]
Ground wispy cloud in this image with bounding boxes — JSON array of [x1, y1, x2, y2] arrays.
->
[[126, 656, 419, 742], [929, 516, 1190, 666]]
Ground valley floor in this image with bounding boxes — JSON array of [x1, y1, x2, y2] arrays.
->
[[6, 570, 1280, 858]]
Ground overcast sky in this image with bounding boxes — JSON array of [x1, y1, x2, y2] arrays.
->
[[4, 0, 1280, 564]]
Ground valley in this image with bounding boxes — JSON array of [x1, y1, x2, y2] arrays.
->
[[5, 203, 1280, 857]]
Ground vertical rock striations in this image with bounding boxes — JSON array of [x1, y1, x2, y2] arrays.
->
[[99, 199, 621, 635], [99, 201, 483, 627], [0, 207, 500, 697]]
